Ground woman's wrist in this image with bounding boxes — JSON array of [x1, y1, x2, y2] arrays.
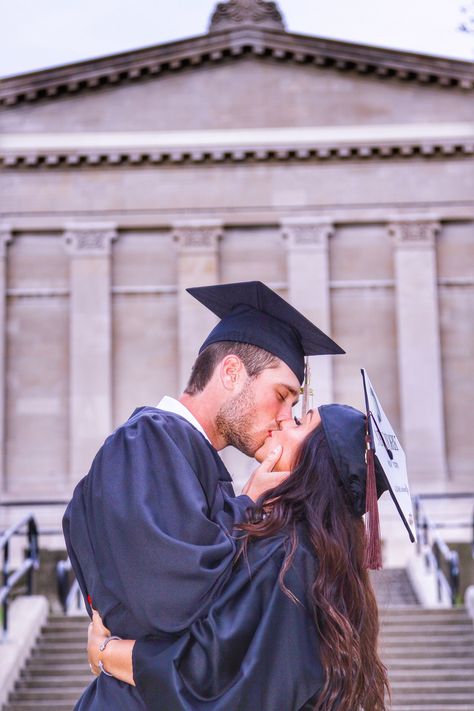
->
[[100, 637, 122, 675]]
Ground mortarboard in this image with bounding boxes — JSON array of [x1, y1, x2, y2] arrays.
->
[[186, 281, 345, 384], [319, 369, 415, 570]]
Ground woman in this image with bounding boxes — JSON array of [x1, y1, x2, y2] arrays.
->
[[88, 404, 390, 711]]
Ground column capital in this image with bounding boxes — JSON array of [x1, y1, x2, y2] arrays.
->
[[172, 221, 223, 254], [281, 218, 334, 251], [0, 225, 13, 259], [64, 222, 117, 257], [388, 218, 440, 249]]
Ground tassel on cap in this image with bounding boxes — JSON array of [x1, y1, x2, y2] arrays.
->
[[363, 425, 383, 570]]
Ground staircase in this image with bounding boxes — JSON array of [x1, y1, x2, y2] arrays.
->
[[382, 606, 474, 711], [3, 570, 474, 710], [3, 614, 90, 710], [373, 568, 474, 711]]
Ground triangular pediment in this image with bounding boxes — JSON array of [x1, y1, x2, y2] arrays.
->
[[1, 22, 473, 108]]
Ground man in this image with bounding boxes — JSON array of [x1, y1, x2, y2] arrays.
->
[[63, 281, 344, 709]]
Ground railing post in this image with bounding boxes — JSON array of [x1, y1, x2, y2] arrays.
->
[[472, 507, 474, 560], [414, 496, 421, 554], [422, 516, 429, 547], [450, 551, 460, 606], [2, 538, 9, 640], [26, 516, 39, 595]]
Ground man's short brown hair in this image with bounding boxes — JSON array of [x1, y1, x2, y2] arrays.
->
[[184, 342, 279, 395]]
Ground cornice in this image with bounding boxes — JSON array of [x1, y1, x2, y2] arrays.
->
[[1, 27, 473, 107], [1, 125, 473, 168]]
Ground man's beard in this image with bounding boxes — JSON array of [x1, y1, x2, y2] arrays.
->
[[215, 381, 262, 457]]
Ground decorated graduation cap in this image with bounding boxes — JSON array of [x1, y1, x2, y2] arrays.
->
[[187, 281, 345, 384], [318, 369, 416, 570]]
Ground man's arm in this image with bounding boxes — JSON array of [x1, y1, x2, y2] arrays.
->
[[87, 544, 323, 711], [65, 410, 286, 634]]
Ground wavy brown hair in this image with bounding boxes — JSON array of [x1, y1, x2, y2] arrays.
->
[[238, 424, 390, 711]]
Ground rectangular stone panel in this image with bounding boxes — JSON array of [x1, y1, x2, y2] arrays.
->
[[7, 233, 68, 290], [439, 284, 474, 484], [112, 230, 176, 288], [112, 292, 178, 427], [220, 227, 285, 284], [5, 295, 69, 495], [330, 224, 393, 281], [437, 222, 474, 280], [331, 286, 400, 430]]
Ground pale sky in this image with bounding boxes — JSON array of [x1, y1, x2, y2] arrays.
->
[[1, 0, 473, 78]]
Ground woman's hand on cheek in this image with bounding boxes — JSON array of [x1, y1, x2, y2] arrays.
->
[[243, 445, 290, 501], [88, 609, 111, 675]]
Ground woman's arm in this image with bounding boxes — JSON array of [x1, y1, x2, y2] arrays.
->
[[88, 610, 136, 686]]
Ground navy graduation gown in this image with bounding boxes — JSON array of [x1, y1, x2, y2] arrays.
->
[[133, 530, 324, 711], [63, 406, 252, 710]]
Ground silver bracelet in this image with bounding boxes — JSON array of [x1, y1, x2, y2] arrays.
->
[[98, 635, 122, 676]]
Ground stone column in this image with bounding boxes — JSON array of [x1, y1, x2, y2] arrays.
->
[[281, 218, 334, 405], [64, 223, 116, 483], [389, 218, 447, 485], [0, 226, 12, 498], [173, 222, 222, 392]]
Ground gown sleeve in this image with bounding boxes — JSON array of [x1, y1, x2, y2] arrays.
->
[[132, 540, 324, 711], [64, 408, 253, 634]]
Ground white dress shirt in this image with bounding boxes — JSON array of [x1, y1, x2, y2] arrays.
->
[[157, 395, 211, 444]]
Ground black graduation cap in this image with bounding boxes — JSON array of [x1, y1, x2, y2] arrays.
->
[[319, 404, 388, 518], [319, 371, 416, 570], [186, 281, 345, 384]]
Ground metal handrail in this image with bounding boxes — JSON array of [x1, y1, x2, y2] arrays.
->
[[0, 514, 40, 640], [414, 495, 466, 605], [56, 557, 83, 614]]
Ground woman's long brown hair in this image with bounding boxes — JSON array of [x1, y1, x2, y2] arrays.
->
[[238, 424, 390, 711]]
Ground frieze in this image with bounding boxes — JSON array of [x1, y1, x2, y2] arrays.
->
[[64, 224, 117, 256]]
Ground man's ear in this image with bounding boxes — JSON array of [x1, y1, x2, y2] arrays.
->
[[219, 355, 245, 391]]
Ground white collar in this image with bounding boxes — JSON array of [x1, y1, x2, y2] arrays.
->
[[157, 396, 211, 444]]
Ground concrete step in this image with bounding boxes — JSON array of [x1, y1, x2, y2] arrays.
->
[[390, 694, 474, 705], [7, 704, 80, 711], [382, 635, 474, 645], [391, 707, 474, 711], [392, 681, 474, 692], [388, 658, 474, 669], [34, 642, 88, 653], [22, 663, 90, 676], [381, 613, 471, 625], [19, 674, 90, 687], [382, 647, 474, 659], [390, 669, 474, 681], [10, 689, 88, 702]]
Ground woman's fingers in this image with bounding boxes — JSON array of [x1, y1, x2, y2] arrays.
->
[[92, 608, 110, 636], [258, 445, 283, 473], [243, 446, 290, 501], [88, 609, 111, 675]]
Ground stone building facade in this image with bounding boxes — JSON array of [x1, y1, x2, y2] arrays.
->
[[0, 1, 473, 551]]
